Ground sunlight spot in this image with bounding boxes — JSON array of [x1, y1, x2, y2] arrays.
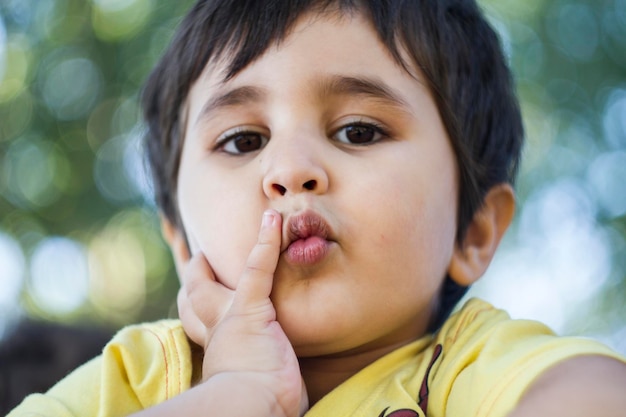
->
[[554, 3, 599, 62], [94, 134, 144, 204], [0, 35, 31, 103], [0, 14, 7, 80], [41, 56, 102, 121], [29, 237, 90, 314], [3, 136, 62, 209], [587, 151, 626, 218], [88, 222, 147, 321], [124, 128, 154, 205], [91, 0, 153, 42], [603, 88, 626, 150], [0, 232, 25, 338]]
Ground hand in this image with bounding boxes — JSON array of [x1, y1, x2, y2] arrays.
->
[[177, 210, 308, 417], [176, 248, 233, 350]]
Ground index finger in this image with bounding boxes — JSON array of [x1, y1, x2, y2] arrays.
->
[[232, 210, 282, 309]]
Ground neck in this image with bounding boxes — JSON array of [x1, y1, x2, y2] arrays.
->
[[299, 338, 414, 405]]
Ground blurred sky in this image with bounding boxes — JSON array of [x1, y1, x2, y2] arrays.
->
[[0, 0, 625, 354]]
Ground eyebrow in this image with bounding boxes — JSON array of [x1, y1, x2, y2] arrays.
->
[[316, 75, 411, 111], [194, 85, 267, 126], [193, 74, 412, 127]]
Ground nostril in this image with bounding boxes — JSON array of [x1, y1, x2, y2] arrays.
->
[[303, 180, 317, 191], [273, 184, 287, 195]]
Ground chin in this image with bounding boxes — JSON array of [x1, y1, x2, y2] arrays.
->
[[273, 303, 344, 357], [279, 308, 383, 359]]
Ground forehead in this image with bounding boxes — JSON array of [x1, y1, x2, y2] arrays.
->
[[186, 12, 426, 120], [207, 7, 382, 75]]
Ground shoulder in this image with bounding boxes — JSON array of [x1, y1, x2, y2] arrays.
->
[[101, 319, 194, 398], [437, 298, 621, 360], [429, 298, 626, 417]]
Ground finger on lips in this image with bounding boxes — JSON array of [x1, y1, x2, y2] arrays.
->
[[234, 210, 283, 307]]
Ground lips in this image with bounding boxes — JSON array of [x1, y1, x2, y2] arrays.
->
[[282, 210, 334, 265]]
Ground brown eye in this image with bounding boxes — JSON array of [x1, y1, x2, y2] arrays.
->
[[345, 126, 375, 144], [220, 132, 269, 154], [334, 123, 387, 145]]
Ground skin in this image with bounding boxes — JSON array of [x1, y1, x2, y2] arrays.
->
[[145, 10, 626, 417], [176, 10, 460, 363], [509, 355, 626, 416]]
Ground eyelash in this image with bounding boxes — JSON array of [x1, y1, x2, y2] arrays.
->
[[333, 120, 390, 146], [214, 120, 390, 155], [214, 127, 269, 155]]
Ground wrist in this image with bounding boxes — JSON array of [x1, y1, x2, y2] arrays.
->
[[202, 372, 285, 417]]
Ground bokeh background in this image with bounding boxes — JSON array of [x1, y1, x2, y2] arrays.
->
[[0, 0, 625, 356]]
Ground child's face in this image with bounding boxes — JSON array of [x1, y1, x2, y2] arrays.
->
[[176, 12, 459, 356]]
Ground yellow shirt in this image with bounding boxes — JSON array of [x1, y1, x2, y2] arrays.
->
[[8, 299, 625, 417]]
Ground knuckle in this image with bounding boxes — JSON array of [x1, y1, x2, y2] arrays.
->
[[244, 263, 272, 276]]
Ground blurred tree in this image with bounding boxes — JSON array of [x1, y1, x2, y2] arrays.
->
[[0, 0, 624, 352], [0, 0, 195, 332]]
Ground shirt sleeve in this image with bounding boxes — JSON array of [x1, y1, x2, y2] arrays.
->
[[429, 299, 626, 417], [7, 320, 193, 417]]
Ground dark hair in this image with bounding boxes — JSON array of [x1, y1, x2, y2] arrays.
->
[[142, 0, 524, 330]]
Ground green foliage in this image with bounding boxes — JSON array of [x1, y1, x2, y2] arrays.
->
[[0, 0, 194, 328]]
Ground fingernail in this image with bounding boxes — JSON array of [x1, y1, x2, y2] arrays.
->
[[262, 211, 274, 228]]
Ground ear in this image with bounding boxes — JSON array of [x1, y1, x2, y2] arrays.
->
[[447, 183, 515, 286], [161, 215, 190, 280]]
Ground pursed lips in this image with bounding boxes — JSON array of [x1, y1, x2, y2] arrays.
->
[[281, 210, 334, 265]]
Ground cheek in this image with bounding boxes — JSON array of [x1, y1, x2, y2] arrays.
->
[[366, 167, 457, 276], [177, 167, 261, 289]]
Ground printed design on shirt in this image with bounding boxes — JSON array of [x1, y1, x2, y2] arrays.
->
[[418, 343, 443, 412], [377, 407, 419, 417], [376, 344, 443, 417]]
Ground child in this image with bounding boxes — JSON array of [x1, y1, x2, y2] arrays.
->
[[9, 0, 626, 416]]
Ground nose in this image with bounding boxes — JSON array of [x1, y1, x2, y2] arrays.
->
[[262, 137, 329, 199]]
